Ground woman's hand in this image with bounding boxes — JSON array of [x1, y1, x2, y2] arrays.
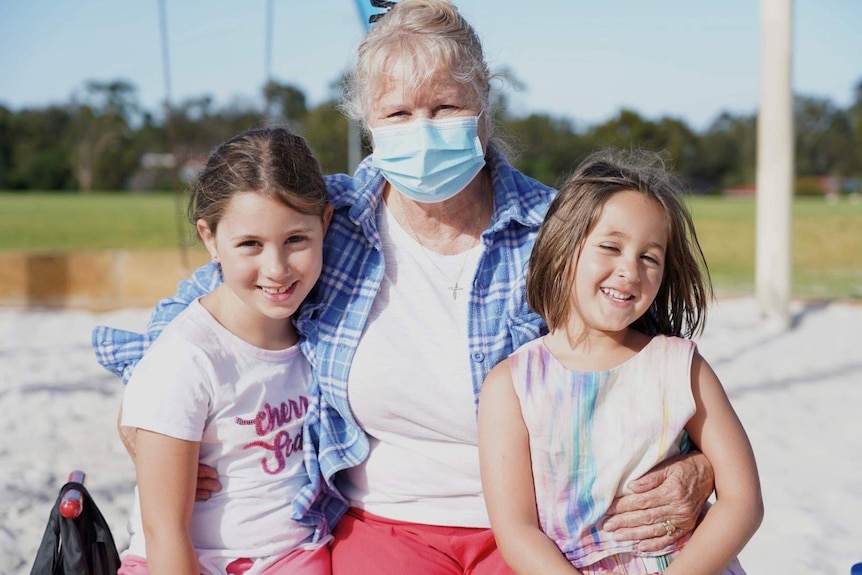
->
[[601, 451, 714, 552], [194, 464, 222, 501]]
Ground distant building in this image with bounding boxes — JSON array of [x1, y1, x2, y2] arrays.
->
[[179, 156, 207, 184], [723, 176, 858, 198], [140, 153, 177, 170], [127, 152, 207, 190], [722, 183, 756, 197]]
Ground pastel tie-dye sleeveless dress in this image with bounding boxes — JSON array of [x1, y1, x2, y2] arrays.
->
[[509, 335, 745, 574]]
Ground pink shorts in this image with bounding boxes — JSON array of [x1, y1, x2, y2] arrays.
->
[[118, 542, 331, 575], [330, 507, 514, 575]]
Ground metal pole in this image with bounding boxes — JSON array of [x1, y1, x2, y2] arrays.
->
[[264, 0, 274, 125], [158, 0, 189, 273], [158, 0, 173, 109], [755, 0, 794, 327]]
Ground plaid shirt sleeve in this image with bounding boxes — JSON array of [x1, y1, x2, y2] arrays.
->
[[91, 261, 222, 384]]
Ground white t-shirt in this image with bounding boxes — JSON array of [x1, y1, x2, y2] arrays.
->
[[122, 299, 315, 575], [341, 203, 489, 527]]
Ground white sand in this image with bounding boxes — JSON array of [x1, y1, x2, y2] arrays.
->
[[2, 298, 861, 574]]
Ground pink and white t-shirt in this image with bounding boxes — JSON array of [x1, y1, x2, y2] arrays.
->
[[122, 299, 317, 575]]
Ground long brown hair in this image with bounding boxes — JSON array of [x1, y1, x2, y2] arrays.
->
[[526, 148, 713, 338]]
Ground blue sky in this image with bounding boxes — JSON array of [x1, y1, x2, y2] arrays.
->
[[1, 0, 860, 131]]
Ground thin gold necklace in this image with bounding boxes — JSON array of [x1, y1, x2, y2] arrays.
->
[[392, 194, 485, 301]]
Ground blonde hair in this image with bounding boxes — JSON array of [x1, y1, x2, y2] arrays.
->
[[526, 149, 713, 338], [342, 0, 494, 131]]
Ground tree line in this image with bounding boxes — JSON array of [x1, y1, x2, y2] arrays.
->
[[1, 77, 860, 194]]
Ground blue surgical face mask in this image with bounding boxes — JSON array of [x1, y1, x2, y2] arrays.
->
[[370, 115, 486, 204]]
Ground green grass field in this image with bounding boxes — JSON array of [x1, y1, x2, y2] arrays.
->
[[0, 191, 200, 250], [687, 196, 862, 300], [2, 192, 861, 300]]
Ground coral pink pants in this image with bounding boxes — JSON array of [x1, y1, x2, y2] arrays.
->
[[330, 507, 514, 575]]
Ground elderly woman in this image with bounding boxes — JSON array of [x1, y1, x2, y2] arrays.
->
[[95, 1, 714, 573]]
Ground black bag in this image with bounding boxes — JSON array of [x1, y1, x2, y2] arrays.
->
[[30, 481, 121, 575]]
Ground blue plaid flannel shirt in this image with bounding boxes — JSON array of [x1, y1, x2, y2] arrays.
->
[[92, 146, 555, 537]]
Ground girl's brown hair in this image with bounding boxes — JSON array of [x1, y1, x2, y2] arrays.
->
[[526, 148, 713, 338], [189, 127, 329, 235]]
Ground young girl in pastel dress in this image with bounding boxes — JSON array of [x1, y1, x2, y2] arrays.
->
[[478, 149, 763, 575], [116, 128, 332, 575]]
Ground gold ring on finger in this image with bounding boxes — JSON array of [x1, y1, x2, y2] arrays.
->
[[662, 520, 676, 536]]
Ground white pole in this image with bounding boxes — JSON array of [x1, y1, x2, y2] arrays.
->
[[755, 0, 794, 327]]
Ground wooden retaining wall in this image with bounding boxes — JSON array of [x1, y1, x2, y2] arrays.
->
[[0, 249, 210, 310]]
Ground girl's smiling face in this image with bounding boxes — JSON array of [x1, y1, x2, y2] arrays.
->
[[198, 191, 329, 344], [567, 190, 669, 339]]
